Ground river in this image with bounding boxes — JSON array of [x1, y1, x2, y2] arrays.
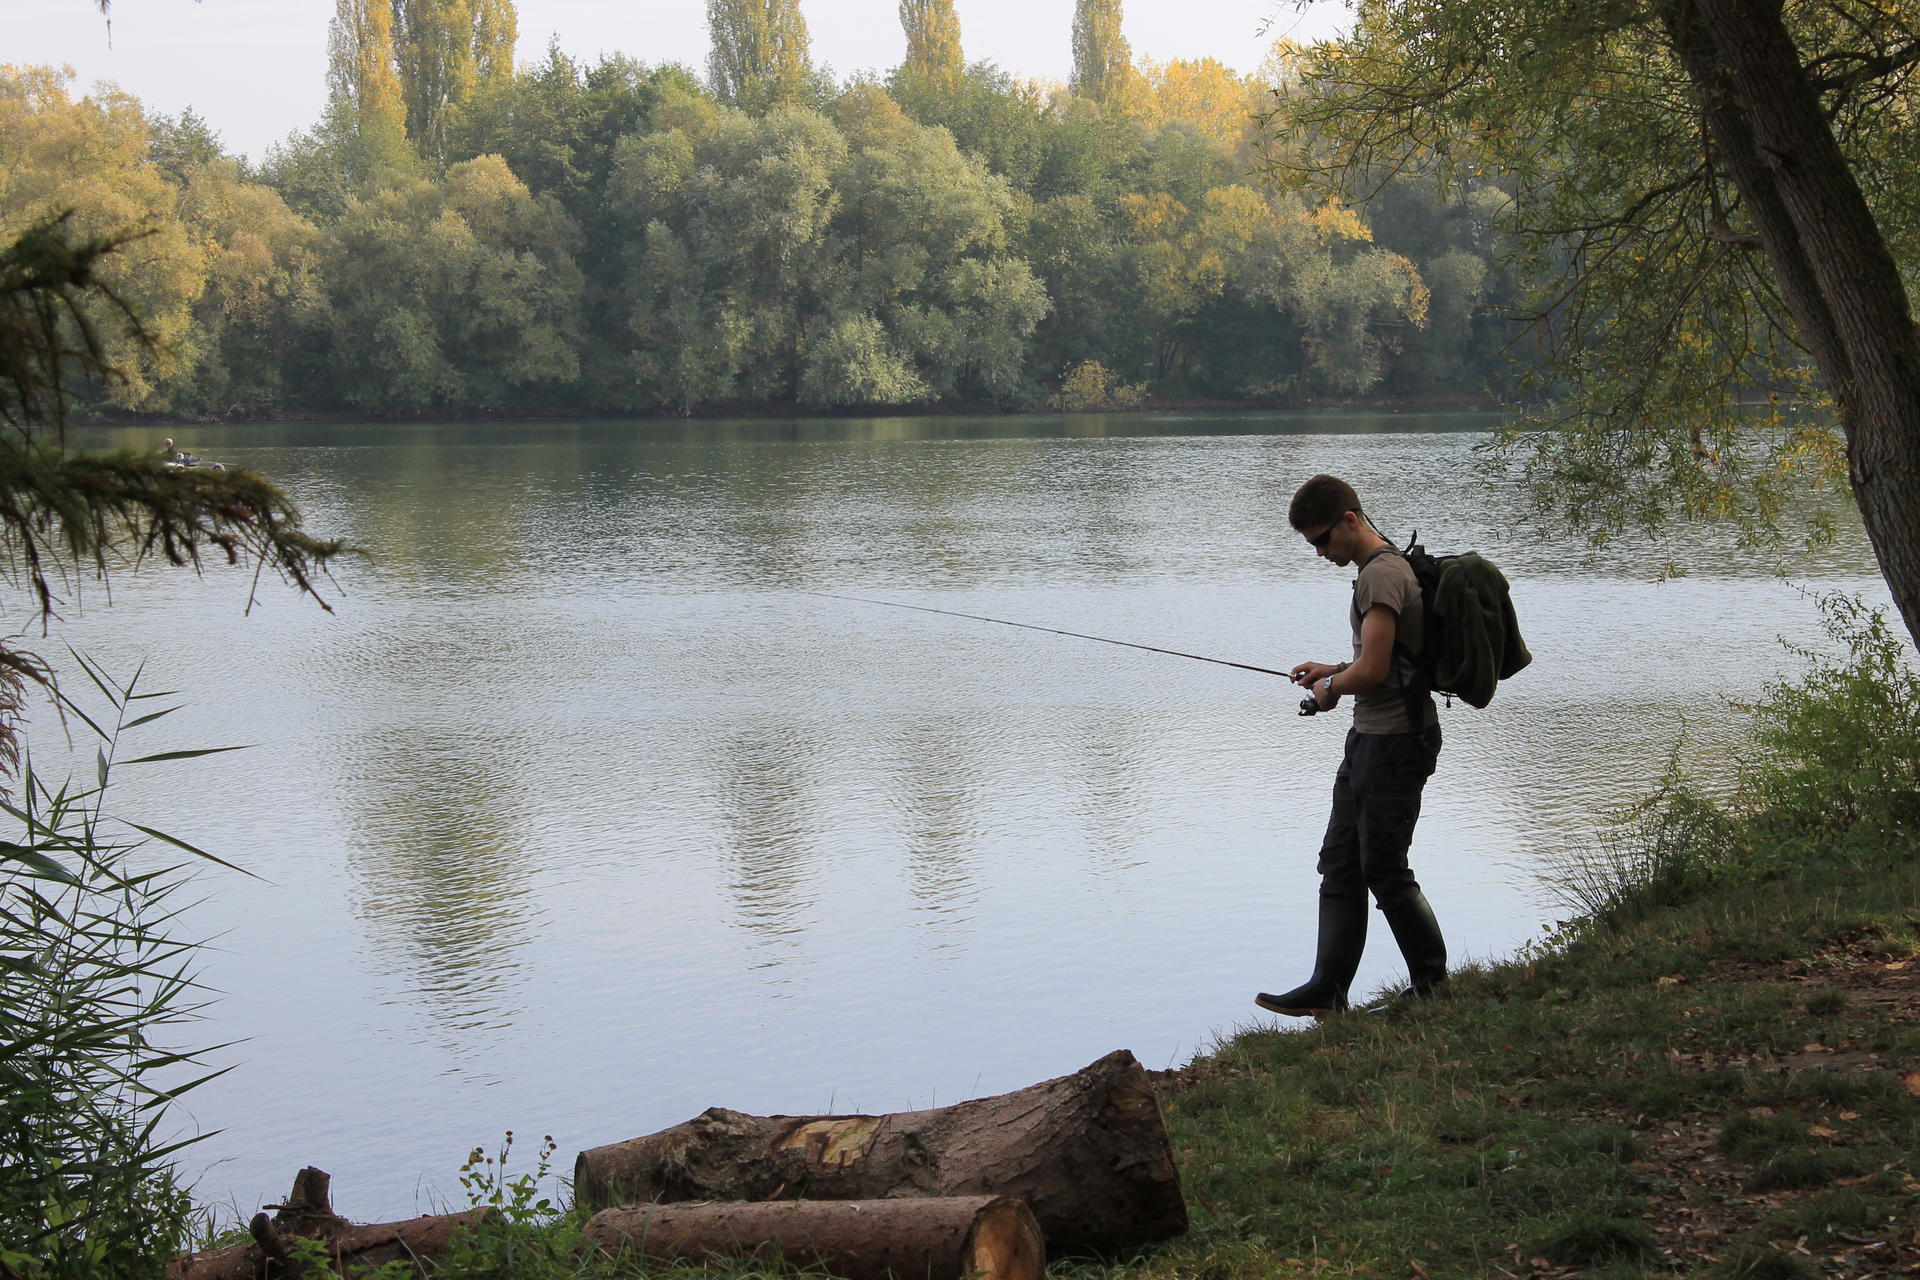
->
[[38, 409, 1884, 1221]]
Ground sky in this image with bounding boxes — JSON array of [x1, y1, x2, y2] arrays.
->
[[12, 0, 1352, 161]]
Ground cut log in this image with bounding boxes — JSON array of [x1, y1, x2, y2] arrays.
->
[[580, 1195, 1044, 1280], [573, 1048, 1186, 1256], [166, 1167, 492, 1279]]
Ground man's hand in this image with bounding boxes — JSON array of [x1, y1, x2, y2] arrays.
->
[[1290, 661, 1340, 688]]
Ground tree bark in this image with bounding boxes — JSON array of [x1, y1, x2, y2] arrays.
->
[[166, 1168, 492, 1280], [579, 1195, 1045, 1280], [572, 1048, 1187, 1257], [1660, 0, 1920, 647]]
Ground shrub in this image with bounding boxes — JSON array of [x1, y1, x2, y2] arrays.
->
[[1741, 591, 1920, 844], [1547, 739, 1744, 924], [1050, 360, 1149, 411], [1546, 592, 1920, 927]]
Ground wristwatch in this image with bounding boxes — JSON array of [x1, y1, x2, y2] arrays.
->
[[1321, 676, 1335, 698]]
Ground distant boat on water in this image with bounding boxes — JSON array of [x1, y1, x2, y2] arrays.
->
[[160, 437, 226, 470]]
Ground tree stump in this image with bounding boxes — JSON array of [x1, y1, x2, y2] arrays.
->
[[573, 1048, 1186, 1256], [166, 1168, 491, 1279], [580, 1195, 1044, 1280]]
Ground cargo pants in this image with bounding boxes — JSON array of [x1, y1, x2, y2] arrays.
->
[[1315, 725, 1441, 910]]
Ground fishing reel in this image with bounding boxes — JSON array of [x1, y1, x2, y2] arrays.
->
[[1296, 675, 1337, 717]]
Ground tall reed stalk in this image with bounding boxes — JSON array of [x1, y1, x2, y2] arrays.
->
[[0, 654, 243, 1280]]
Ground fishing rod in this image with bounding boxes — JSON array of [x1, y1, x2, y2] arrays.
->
[[804, 591, 1326, 715]]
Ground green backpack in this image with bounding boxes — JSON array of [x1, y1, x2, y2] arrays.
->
[[1394, 534, 1532, 712]]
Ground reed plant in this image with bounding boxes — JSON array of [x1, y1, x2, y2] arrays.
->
[[0, 655, 243, 1279]]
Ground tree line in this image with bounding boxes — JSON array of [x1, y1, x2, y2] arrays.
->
[[1, 0, 1523, 419]]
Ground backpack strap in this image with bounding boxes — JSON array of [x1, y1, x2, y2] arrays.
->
[[1384, 537, 1442, 758]]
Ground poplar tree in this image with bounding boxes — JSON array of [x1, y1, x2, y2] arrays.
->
[[707, 0, 815, 111], [392, 0, 518, 161], [899, 0, 963, 89], [327, 0, 407, 133], [326, 0, 412, 176], [1069, 0, 1131, 102]]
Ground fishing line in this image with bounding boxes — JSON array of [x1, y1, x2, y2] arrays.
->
[[803, 590, 1296, 681]]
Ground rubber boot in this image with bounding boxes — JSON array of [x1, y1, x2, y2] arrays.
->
[[1377, 891, 1448, 1009], [1255, 895, 1368, 1019]]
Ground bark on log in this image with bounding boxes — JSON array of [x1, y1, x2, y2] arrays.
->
[[580, 1195, 1045, 1280], [573, 1048, 1186, 1256], [166, 1167, 492, 1279]]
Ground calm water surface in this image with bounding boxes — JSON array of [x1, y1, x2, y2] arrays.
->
[[41, 410, 1884, 1220]]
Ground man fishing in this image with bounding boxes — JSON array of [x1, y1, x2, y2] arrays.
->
[[1256, 474, 1449, 1018]]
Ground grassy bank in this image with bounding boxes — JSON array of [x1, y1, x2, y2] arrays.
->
[[1129, 835, 1920, 1279], [1092, 595, 1920, 1279], [250, 823, 1920, 1280], [1083, 595, 1920, 1280]]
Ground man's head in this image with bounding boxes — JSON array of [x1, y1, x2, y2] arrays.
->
[[1289, 474, 1377, 567]]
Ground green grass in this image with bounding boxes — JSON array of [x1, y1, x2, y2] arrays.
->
[[1764, 1187, 1894, 1241], [1707, 1246, 1821, 1279], [1529, 1212, 1660, 1267], [1121, 820, 1920, 1279]]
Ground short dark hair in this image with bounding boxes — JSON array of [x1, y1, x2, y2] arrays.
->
[[1289, 474, 1362, 532]]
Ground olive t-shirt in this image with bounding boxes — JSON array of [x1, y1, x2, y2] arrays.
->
[[1350, 549, 1437, 734]]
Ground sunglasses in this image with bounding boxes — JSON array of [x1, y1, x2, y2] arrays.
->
[[1307, 511, 1352, 548]]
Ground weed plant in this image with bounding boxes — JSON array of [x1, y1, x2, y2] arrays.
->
[[1745, 592, 1920, 843], [418, 1130, 874, 1280], [0, 657, 241, 1279], [1552, 591, 1920, 926]]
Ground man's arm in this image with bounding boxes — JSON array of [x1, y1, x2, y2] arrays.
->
[[1312, 605, 1398, 706]]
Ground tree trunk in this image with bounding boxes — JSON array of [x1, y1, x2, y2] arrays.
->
[[1660, 0, 1920, 648], [166, 1168, 492, 1280], [572, 1048, 1187, 1257], [579, 1194, 1045, 1280]]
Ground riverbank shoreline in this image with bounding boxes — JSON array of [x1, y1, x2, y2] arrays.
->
[[74, 391, 1506, 430], [1130, 833, 1920, 1279]]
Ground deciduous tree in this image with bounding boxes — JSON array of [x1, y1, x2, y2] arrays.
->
[[327, 0, 408, 144], [707, 0, 817, 111], [609, 94, 1046, 410], [899, 0, 964, 91], [1281, 0, 1920, 645], [1070, 0, 1133, 103], [0, 67, 204, 407], [1133, 57, 1258, 146], [321, 154, 581, 409], [324, 0, 417, 189], [392, 0, 518, 161], [172, 162, 328, 415]]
